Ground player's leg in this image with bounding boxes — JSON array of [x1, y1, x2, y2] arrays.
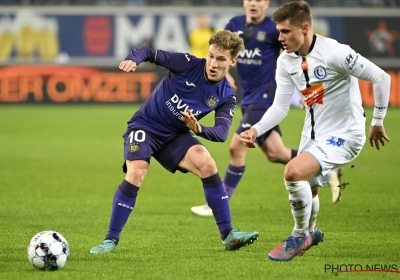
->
[[90, 159, 149, 254], [308, 185, 324, 249], [220, 104, 268, 201], [260, 128, 297, 164], [221, 104, 261, 199], [178, 143, 258, 250], [309, 186, 320, 234], [90, 128, 154, 254], [268, 133, 365, 261], [191, 105, 252, 217], [224, 133, 248, 198], [268, 152, 320, 261], [329, 168, 343, 203], [190, 133, 247, 216]]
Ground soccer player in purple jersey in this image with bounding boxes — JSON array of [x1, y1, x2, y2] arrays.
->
[[89, 30, 259, 254]]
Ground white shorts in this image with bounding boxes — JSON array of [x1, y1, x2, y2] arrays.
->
[[298, 133, 366, 187]]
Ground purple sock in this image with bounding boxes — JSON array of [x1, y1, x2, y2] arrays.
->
[[105, 180, 139, 241], [291, 149, 298, 159], [223, 164, 245, 198], [202, 173, 233, 240]]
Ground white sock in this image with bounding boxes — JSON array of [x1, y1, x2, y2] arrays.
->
[[309, 195, 320, 234], [285, 180, 312, 237]]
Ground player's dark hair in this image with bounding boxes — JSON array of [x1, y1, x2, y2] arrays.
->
[[272, 1, 312, 28], [209, 30, 244, 58]]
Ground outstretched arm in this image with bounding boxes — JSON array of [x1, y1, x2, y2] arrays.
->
[[356, 61, 391, 150], [120, 47, 191, 73]]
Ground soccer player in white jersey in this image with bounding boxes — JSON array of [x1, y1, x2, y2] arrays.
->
[[240, 1, 391, 261]]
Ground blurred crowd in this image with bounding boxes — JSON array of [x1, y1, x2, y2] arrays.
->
[[0, 0, 400, 7]]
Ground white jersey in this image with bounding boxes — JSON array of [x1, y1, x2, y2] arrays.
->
[[276, 34, 369, 140]]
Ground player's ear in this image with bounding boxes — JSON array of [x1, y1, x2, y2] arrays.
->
[[301, 23, 310, 35], [230, 57, 238, 67]]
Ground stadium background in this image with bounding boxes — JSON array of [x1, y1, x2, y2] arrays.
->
[[1, 1, 400, 279], [0, 0, 399, 105]]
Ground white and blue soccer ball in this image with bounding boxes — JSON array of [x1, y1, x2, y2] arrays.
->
[[27, 230, 70, 270]]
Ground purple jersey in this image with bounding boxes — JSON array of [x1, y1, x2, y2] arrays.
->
[[225, 16, 281, 106], [125, 48, 236, 142]]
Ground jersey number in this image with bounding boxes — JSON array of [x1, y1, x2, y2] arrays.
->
[[128, 130, 146, 143]]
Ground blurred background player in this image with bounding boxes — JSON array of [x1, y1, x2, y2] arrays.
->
[[240, 0, 391, 261], [188, 14, 215, 58], [89, 30, 259, 254]]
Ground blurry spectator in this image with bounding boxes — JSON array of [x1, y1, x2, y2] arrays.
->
[[188, 14, 215, 58]]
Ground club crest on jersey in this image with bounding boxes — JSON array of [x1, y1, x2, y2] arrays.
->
[[207, 96, 219, 108], [256, 31, 266, 42], [129, 143, 139, 152], [314, 66, 327, 80]]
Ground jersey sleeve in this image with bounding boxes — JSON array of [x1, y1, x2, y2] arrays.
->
[[197, 95, 236, 142], [252, 93, 291, 137], [328, 41, 390, 119], [275, 55, 296, 95], [125, 47, 191, 73], [329, 42, 370, 77]]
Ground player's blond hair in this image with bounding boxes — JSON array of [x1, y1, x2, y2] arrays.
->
[[209, 30, 244, 58], [272, 1, 313, 28]]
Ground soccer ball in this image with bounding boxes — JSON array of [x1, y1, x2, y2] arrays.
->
[[27, 230, 70, 270]]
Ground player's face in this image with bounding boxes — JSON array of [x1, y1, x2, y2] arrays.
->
[[243, 0, 270, 24], [206, 44, 237, 82], [276, 19, 308, 55]]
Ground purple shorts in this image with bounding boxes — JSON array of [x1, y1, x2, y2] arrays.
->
[[122, 126, 203, 173], [235, 103, 281, 146]]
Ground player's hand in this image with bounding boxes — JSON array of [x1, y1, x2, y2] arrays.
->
[[181, 110, 201, 134], [368, 125, 390, 150], [239, 128, 258, 148], [119, 60, 137, 72]]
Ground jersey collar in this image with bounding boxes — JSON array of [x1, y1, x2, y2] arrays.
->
[[294, 34, 317, 57]]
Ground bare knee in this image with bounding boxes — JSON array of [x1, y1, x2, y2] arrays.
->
[[198, 157, 218, 178], [284, 163, 301, 181], [265, 149, 282, 163], [261, 131, 291, 164], [227, 138, 247, 166], [229, 141, 246, 159], [125, 161, 148, 187]]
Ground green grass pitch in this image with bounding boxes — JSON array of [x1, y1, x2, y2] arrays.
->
[[0, 104, 399, 279]]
